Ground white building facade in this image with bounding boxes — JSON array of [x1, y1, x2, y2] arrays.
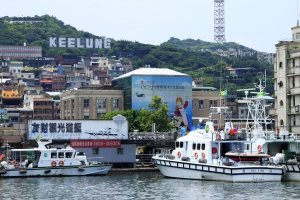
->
[[272, 25, 300, 133]]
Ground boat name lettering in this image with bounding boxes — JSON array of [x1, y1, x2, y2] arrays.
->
[[250, 169, 264, 172], [31, 122, 82, 133], [253, 178, 264, 181]]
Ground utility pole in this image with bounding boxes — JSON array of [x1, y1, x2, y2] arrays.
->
[[214, 0, 226, 43]]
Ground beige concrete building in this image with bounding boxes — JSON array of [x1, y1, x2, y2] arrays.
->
[[60, 88, 124, 120], [272, 24, 300, 133], [192, 87, 225, 127]]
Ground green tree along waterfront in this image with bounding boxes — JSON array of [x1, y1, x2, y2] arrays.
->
[[100, 95, 173, 132]]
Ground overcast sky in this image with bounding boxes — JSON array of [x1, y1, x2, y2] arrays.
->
[[1, 0, 300, 53]]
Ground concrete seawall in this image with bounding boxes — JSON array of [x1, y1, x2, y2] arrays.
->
[[108, 167, 159, 174]]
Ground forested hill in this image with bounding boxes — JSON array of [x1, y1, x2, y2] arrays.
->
[[161, 37, 255, 52], [0, 15, 274, 94]]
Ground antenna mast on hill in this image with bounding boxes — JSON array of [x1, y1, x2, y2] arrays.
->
[[214, 0, 226, 43]]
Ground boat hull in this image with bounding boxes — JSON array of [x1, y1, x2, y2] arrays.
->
[[281, 164, 300, 181], [153, 158, 283, 182], [0, 165, 112, 178]]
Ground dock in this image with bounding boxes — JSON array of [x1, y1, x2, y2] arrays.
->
[[108, 166, 159, 174]]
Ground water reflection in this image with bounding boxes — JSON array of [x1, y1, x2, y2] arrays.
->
[[0, 174, 299, 200]]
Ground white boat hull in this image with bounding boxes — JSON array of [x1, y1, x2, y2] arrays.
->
[[281, 164, 300, 181], [153, 158, 283, 182], [0, 165, 112, 177]]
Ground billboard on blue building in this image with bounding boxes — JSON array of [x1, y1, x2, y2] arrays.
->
[[132, 76, 192, 131]]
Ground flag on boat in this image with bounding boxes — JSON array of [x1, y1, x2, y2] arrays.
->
[[259, 91, 266, 96], [35, 135, 40, 142], [219, 90, 227, 96], [0, 152, 5, 161]]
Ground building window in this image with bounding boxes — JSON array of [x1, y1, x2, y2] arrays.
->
[[293, 96, 296, 106], [117, 148, 123, 155], [113, 99, 119, 108], [92, 148, 99, 154], [279, 62, 283, 68], [209, 100, 217, 108], [293, 59, 295, 67], [280, 100, 283, 106], [83, 99, 89, 108], [97, 99, 106, 108], [241, 110, 244, 114], [280, 119, 284, 126], [278, 81, 283, 87], [293, 115, 296, 126], [292, 77, 295, 88], [199, 100, 204, 109]]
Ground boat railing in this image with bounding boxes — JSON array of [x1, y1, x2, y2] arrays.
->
[[87, 157, 109, 165], [249, 131, 297, 141], [129, 132, 176, 142], [221, 132, 247, 141]]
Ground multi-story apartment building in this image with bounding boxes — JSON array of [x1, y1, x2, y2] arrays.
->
[[272, 24, 300, 133], [40, 74, 66, 92], [60, 87, 123, 120]]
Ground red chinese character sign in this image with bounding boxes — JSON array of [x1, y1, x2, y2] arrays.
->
[[70, 140, 121, 148]]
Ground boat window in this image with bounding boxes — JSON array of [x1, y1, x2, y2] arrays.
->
[[58, 152, 64, 158], [51, 152, 57, 158], [66, 152, 72, 158], [197, 143, 201, 150], [192, 143, 196, 150], [176, 141, 179, 148], [179, 142, 183, 148], [202, 144, 205, 150]]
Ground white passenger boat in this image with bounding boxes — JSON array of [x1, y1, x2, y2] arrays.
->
[[152, 116, 283, 182], [0, 138, 112, 177]]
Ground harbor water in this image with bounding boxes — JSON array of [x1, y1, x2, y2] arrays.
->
[[0, 173, 300, 200]]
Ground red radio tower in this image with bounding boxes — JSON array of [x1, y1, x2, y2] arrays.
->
[[214, 0, 226, 43]]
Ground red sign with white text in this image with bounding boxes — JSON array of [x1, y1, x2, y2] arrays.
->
[[70, 140, 121, 148]]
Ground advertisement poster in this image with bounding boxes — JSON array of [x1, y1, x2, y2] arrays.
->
[[132, 76, 192, 131]]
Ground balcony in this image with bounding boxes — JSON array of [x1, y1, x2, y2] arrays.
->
[[269, 108, 276, 115], [290, 87, 300, 95]]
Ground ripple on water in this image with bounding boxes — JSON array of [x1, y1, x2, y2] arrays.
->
[[0, 174, 299, 200]]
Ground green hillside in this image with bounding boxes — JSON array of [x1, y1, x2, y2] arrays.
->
[[0, 15, 274, 95], [161, 37, 256, 52]]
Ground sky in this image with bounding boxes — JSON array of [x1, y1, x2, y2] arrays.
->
[[1, 0, 300, 53]]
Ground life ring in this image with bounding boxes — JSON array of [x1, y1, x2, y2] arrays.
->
[[58, 161, 64, 166], [212, 147, 218, 154], [14, 162, 20, 168], [194, 152, 198, 159], [51, 161, 56, 167], [257, 145, 262, 153], [177, 151, 181, 158], [201, 152, 206, 159]]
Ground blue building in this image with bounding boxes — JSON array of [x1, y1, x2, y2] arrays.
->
[[112, 68, 192, 130]]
